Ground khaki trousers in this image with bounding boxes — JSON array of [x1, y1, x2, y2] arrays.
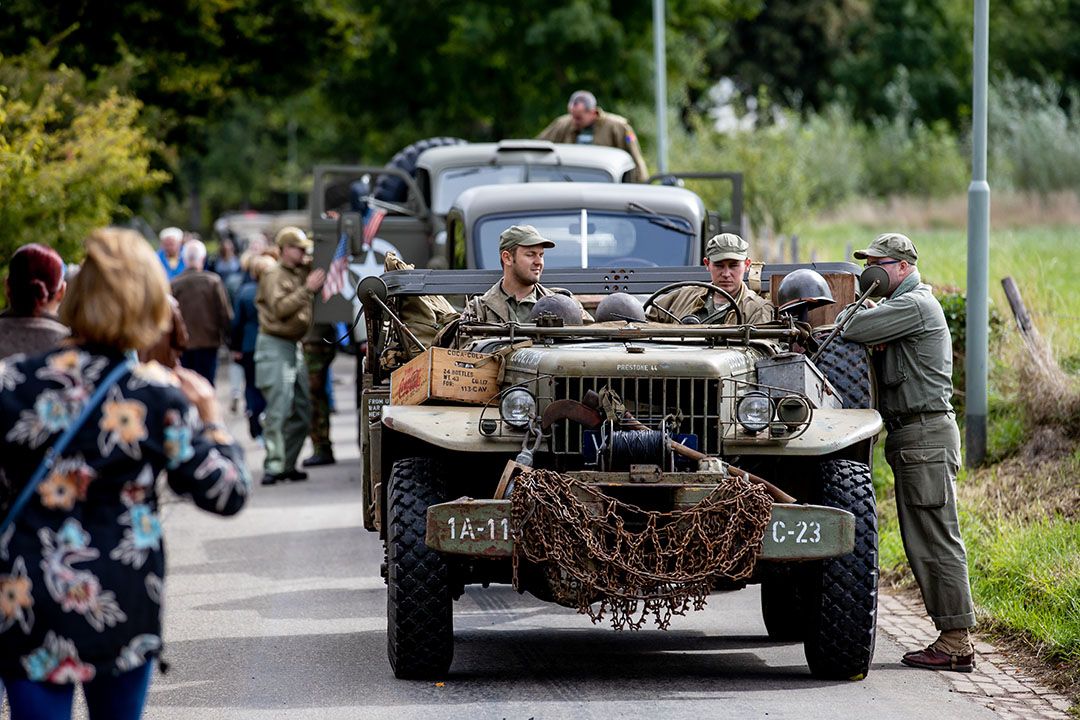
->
[[254, 333, 311, 475], [884, 412, 976, 630]]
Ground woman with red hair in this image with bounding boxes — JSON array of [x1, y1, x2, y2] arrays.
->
[[0, 243, 69, 359]]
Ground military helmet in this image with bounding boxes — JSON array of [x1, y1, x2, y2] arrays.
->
[[527, 294, 583, 326], [595, 292, 646, 322], [777, 269, 834, 315]]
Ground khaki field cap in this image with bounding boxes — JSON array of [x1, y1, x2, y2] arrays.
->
[[499, 224, 556, 252], [854, 232, 918, 264], [705, 233, 749, 262], [275, 226, 313, 253]]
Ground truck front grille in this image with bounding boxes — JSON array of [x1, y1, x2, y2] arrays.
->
[[550, 376, 723, 455]]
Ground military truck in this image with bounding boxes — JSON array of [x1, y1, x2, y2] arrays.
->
[[358, 265, 882, 682], [310, 140, 742, 327]]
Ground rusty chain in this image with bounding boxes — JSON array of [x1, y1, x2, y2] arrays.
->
[[510, 468, 773, 630]]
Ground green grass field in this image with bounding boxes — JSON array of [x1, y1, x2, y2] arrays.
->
[[794, 223, 1080, 360]]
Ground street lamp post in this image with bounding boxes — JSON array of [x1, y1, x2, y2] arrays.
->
[[653, 0, 668, 174], [966, 0, 990, 466]]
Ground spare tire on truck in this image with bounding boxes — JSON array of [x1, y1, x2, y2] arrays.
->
[[373, 137, 467, 203]]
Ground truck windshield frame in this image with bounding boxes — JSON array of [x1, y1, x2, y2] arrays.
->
[[473, 211, 696, 269]]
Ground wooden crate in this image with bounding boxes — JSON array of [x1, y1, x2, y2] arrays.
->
[[390, 347, 501, 406]]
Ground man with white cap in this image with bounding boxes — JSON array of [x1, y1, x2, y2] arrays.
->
[[462, 224, 589, 324], [254, 226, 326, 486], [840, 232, 977, 673], [646, 232, 773, 325]]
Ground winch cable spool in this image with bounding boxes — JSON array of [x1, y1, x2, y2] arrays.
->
[[606, 429, 668, 471], [509, 468, 773, 631]]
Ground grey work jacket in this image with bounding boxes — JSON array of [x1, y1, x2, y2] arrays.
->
[[839, 271, 954, 419]]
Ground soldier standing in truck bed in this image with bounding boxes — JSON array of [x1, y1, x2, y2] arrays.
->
[[538, 90, 650, 182], [840, 232, 977, 673]]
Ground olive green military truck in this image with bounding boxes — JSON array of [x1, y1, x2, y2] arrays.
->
[[357, 265, 882, 682]]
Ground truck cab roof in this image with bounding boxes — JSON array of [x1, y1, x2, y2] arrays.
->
[[418, 141, 637, 214]]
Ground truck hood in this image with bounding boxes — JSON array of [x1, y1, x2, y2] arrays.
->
[[499, 342, 765, 378]]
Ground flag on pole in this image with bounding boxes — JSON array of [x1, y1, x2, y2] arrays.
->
[[321, 232, 349, 302], [363, 207, 387, 246]]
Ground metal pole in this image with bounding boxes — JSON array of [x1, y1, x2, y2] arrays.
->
[[652, 0, 668, 174], [965, 0, 990, 467]]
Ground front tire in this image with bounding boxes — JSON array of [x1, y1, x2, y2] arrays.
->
[[802, 459, 878, 679], [386, 457, 453, 678]]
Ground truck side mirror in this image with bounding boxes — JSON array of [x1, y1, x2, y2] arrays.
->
[[338, 212, 364, 255], [706, 211, 723, 237]]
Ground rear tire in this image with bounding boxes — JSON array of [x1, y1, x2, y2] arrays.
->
[[386, 457, 453, 679], [802, 459, 878, 680], [760, 567, 805, 641]]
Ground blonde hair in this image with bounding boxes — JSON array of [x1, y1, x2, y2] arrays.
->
[[60, 228, 171, 350]]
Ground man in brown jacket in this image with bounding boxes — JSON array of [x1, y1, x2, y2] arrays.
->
[[538, 90, 650, 182], [171, 239, 233, 383], [254, 227, 326, 485], [645, 233, 773, 325]]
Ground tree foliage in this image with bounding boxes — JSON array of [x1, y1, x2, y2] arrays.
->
[[2, 0, 1080, 231], [0, 45, 167, 266]]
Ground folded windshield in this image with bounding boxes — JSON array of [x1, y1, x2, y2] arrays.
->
[[474, 211, 696, 269]]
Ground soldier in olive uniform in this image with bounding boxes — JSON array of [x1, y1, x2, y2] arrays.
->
[[840, 232, 977, 672], [301, 323, 337, 467], [646, 233, 773, 325], [462, 225, 590, 324], [254, 227, 326, 486], [538, 90, 650, 182]]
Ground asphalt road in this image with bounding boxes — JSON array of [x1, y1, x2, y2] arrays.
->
[[144, 357, 1000, 720]]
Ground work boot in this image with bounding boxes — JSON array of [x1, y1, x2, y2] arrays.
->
[[285, 468, 309, 482], [302, 453, 336, 467], [902, 628, 975, 673], [260, 471, 284, 486]]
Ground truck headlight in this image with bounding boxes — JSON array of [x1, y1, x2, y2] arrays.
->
[[499, 389, 536, 429], [736, 391, 773, 433]]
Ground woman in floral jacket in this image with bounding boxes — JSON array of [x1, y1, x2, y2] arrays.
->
[[0, 228, 250, 720]]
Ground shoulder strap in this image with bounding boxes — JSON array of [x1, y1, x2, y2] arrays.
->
[[0, 358, 136, 535]]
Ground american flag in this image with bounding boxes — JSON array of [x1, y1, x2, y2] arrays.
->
[[321, 232, 349, 302], [363, 207, 387, 246]]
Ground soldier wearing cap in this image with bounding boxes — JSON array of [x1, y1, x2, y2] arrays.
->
[[538, 90, 650, 182], [839, 232, 977, 673], [646, 233, 773, 325], [254, 227, 326, 486], [462, 225, 590, 324]]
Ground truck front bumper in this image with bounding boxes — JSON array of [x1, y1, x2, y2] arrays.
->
[[426, 499, 854, 561]]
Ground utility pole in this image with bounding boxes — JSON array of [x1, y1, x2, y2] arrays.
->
[[966, 0, 990, 466], [652, 0, 668, 174], [287, 119, 299, 212]]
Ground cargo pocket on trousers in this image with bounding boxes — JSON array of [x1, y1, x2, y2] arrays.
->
[[898, 446, 949, 508]]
